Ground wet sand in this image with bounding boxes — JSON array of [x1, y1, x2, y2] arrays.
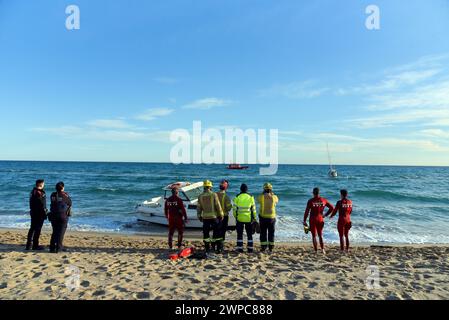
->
[[0, 228, 448, 300]]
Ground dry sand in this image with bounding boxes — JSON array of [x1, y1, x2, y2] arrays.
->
[[0, 228, 448, 300]]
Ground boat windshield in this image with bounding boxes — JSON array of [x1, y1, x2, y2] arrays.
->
[[183, 187, 203, 201]]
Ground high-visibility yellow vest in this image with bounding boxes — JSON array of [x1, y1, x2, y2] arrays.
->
[[233, 193, 256, 223], [197, 191, 223, 220], [217, 191, 232, 216], [257, 193, 279, 219]]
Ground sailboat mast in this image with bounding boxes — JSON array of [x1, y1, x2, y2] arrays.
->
[[327, 143, 333, 170]]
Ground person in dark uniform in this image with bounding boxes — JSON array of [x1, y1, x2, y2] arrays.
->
[[26, 179, 48, 250], [48, 182, 72, 253]]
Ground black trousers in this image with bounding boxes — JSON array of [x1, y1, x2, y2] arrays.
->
[[27, 215, 45, 248], [50, 219, 68, 252], [236, 221, 253, 252], [219, 215, 229, 241], [260, 217, 276, 249], [202, 218, 220, 251]]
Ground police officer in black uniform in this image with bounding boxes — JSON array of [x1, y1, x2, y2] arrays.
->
[[49, 182, 72, 253], [26, 179, 48, 250]]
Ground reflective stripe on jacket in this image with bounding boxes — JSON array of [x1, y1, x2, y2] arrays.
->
[[233, 193, 256, 223]]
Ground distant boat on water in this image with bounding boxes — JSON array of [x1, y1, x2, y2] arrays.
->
[[327, 143, 338, 178], [226, 164, 249, 170]]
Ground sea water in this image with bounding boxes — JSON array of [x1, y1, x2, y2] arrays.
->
[[1, 161, 449, 244]]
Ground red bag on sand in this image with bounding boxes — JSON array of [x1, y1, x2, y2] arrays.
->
[[169, 253, 179, 260], [169, 247, 195, 260], [179, 247, 194, 258]]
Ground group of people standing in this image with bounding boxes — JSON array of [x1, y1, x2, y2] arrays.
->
[[26, 178, 353, 256], [26, 180, 72, 253], [165, 180, 353, 255]]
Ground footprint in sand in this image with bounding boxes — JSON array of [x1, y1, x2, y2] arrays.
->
[[0, 282, 7, 289], [135, 292, 150, 299], [44, 279, 56, 284], [308, 281, 318, 288], [92, 289, 106, 296], [284, 290, 297, 300], [203, 264, 217, 270], [80, 280, 90, 288], [32, 272, 43, 279]]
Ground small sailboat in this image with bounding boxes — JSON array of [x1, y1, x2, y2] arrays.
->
[[327, 143, 338, 178]]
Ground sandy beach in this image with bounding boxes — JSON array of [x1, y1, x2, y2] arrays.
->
[[0, 228, 448, 300]]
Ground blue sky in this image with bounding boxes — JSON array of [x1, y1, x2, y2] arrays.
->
[[1, 0, 449, 165]]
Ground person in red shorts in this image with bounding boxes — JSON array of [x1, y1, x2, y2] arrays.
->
[[327, 189, 353, 252], [303, 187, 334, 254], [164, 187, 188, 250]]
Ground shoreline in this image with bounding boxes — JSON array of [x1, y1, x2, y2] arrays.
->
[[1, 228, 448, 300], [1, 226, 448, 248]]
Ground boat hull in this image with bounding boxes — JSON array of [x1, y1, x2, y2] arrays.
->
[[136, 206, 237, 229]]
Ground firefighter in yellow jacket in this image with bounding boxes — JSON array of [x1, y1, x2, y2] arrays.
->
[[233, 184, 257, 253], [257, 183, 279, 252], [197, 180, 224, 254], [216, 180, 232, 251]]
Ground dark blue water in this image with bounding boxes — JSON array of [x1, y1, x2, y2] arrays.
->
[[1, 161, 449, 243]]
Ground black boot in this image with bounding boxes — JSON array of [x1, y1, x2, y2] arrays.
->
[[216, 241, 223, 254], [25, 243, 32, 250], [204, 242, 210, 253], [269, 245, 274, 252], [261, 245, 267, 252]]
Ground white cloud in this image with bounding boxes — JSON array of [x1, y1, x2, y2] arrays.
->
[[31, 126, 83, 135], [338, 69, 442, 96], [365, 80, 449, 111], [260, 80, 328, 99], [87, 119, 131, 129], [182, 98, 233, 110], [348, 109, 449, 129], [136, 108, 174, 121], [31, 125, 171, 142], [336, 54, 449, 130], [385, 53, 449, 74], [420, 129, 449, 139]]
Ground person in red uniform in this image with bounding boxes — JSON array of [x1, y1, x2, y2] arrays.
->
[[303, 187, 334, 254], [164, 187, 188, 250], [327, 189, 353, 252]]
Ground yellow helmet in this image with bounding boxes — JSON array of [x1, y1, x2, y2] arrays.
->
[[203, 180, 213, 188], [263, 183, 273, 190]]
